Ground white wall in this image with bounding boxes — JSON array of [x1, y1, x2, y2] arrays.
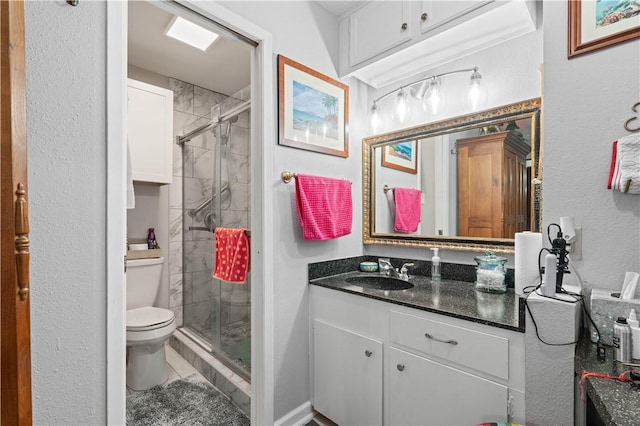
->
[[218, 2, 369, 418], [25, 1, 107, 423], [528, 2, 640, 425], [543, 2, 640, 292]]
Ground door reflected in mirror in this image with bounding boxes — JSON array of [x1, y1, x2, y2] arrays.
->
[[364, 98, 541, 254]]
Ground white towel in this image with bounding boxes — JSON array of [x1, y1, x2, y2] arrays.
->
[[127, 139, 136, 209], [620, 271, 640, 300], [617, 133, 640, 194]]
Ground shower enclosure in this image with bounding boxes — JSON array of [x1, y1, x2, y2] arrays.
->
[[178, 87, 251, 380]]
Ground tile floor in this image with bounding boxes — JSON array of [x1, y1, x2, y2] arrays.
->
[[126, 343, 207, 397]]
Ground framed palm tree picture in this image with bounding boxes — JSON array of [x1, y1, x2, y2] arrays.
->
[[278, 55, 349, 157]]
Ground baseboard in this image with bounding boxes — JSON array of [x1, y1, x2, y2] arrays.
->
[[274, 401, 314, 426]]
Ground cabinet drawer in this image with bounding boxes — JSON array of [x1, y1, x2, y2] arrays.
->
[[390, 310, 508, 380]]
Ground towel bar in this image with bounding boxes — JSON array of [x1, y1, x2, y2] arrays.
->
[[189, 226, 251, 237], [281, 170, 353, 185]]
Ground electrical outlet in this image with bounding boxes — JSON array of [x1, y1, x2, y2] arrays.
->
[[570, 227, 582, 260]]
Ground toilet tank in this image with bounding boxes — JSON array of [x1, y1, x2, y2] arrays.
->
[[126, 257, 165, 310]]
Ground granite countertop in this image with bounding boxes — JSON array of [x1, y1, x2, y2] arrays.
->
[[310, 270, 524, 333], [575, 336, 640, 425]]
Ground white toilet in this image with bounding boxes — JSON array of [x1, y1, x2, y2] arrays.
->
[[126, 257, 176, 391]]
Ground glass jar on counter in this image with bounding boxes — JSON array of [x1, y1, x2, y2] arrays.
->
[[474, 251, 507, 293]]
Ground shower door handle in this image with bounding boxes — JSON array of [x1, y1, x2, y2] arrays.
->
[[189, 226, 213, 232]]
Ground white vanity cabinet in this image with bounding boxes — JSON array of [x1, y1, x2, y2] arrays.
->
[[312, 320, 383, 426], [309, 285, 525, 425], [127, 78, 173, 184], [388, 347, 507, 425], [387, 310, 511, 425]]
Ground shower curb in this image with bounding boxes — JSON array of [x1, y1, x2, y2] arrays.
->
[[169, 330, 251, 416]]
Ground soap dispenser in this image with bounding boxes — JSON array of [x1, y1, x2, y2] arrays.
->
[[430, 248, 441, 281]]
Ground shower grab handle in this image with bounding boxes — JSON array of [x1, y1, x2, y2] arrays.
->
[[188, 226, 251, 237], [189, 227, 213, 232], [187, 183, 230, 218]]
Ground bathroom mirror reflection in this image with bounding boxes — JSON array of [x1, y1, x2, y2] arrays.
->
[[363, 98, 542, 254]]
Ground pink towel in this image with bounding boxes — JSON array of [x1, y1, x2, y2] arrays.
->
[[295, 173, 352, 240], [213, 228, 250, 283], [393, 188, 421, 233]]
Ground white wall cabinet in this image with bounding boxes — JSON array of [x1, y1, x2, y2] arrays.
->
[[309, 285, 525, 425], [312, 320, 383, 426], [348, 1, 414, 68], [127, 78, 173, 184], [338, 0, 536, 88], [419, 1, 493, 35]]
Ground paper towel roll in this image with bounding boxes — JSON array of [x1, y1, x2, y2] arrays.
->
[[515, 231, 543, 295]]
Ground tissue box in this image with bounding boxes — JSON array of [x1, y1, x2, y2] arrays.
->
[[590, 288, 640, 345]]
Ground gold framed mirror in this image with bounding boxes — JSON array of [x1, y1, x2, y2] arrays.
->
[[362, 97, 542, 254]]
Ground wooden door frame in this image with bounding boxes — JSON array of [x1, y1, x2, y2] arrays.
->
[[105, 3, 274, 424], [1, 0, 32, 424]]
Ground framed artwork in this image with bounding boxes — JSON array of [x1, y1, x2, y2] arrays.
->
[[382, 141, 418, 174], [569, 0, 640, 57], [278, 55, 349, 158]]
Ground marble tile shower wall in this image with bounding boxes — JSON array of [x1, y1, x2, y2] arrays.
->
[[166, 77, 251, 335]]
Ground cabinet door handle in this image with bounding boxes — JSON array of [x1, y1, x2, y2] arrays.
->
[[365, 350, 373, 357], [397, 364, 405, 372], [401, 22, 408, 31], [425, 333, 458, 345], [421, 13, 428, 22]]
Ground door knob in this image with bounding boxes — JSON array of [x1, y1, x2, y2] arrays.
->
[[365, 350, 373, 357], [397, 364, 405, 372], [421, 13, 428, 22], [401, 23, 408, 31]]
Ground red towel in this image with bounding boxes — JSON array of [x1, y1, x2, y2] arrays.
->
[[393, 187, 421, 233], [295, 173, 352, 240], [607, 141, 617, 189], [213, 228, 250, 283]]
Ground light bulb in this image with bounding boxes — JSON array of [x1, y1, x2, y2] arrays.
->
[[423, 78, 445, 115], [391, 87, 412, 124], [468, 68, 488, 112], [368, 102, 383, 134]]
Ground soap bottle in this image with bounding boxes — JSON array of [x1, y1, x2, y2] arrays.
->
[[628, 309, 640, 361], [147, 227, 156, 249], [430, 248, 441, 281]]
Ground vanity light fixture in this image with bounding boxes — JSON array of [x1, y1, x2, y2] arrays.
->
[[165, 16, 219, 51], [367, 67, 487, 134]]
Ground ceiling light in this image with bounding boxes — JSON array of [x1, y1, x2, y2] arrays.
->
[[165, 16, 219, 51]]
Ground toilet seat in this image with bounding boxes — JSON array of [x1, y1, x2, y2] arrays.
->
[[127, 306, 175, 331]]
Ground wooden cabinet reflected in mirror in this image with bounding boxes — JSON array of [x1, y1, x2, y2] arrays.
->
[[363, 98, 542, 254]]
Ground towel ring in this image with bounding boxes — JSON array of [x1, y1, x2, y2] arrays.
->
[[624, 102, 640, 132]]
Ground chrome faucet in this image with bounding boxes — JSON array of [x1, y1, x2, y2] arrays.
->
[[398, 263, 415, 281], [378, 259, 414, 281], [378, 258, 394, 276]]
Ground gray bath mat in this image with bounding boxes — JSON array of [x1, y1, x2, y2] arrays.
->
[[126, 375, 249, 426]]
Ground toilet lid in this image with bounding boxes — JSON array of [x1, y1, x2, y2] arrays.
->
[[127, 307, 175, 330]]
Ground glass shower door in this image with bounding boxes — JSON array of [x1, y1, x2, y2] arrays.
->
[[182, 87, 251, 379]]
